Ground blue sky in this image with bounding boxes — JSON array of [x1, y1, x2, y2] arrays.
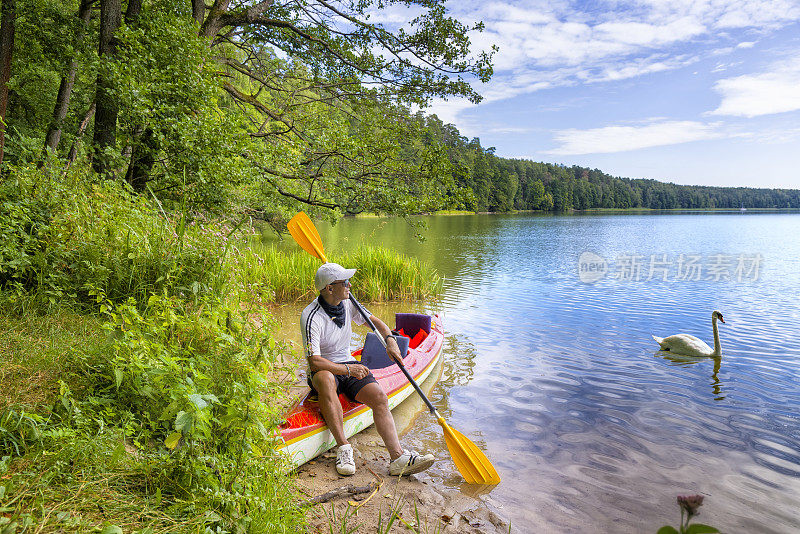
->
[[418, 1, 800, 188]]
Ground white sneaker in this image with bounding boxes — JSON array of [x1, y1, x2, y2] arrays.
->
[[389, 449, 435, 476], [336, 444, 356, 476]]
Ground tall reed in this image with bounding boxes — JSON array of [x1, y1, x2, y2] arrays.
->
[[224, 244, 443, 303]]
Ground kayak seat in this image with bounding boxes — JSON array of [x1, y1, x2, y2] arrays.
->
[[395, 313, 431, 338], [361, 332, 409, 370]]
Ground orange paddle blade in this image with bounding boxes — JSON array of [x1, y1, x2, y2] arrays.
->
[[287, 212, 328, 263], [438, 417, 501, 485]]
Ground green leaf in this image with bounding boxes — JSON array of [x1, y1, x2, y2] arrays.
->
[[657, 527, 680, 534], [188, 394, 208, 409], [685, 524, 720, 534], [174, 411, 193, 432], [203, 510, 223, 522], [100, 525, 123, 534], [164, 432, 182, 450], [111, 440, 126, 464], [114, 368, 123, 389], [255, 418, 268, 438], [219, 413, 238, 428]]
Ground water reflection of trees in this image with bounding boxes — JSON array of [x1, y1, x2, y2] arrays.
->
[[656, 353, 725, 401], [426, 333, 479, 425], [443, 334, 478, 387], [303, 214, 503, 282]]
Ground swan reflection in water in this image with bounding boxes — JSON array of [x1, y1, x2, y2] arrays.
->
[[656, 352, 725, 401]]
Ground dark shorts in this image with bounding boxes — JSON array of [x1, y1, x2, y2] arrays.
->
[[308, 360, 378, 402]]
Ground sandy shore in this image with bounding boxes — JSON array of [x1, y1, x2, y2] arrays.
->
[[295, 423, 513, 533]]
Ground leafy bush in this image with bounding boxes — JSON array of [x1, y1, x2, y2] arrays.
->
[[73, 292, 290, 466], [1, 291, 306, 532], [0, 290, 305, 532], [0, 165, 228, 312], [1, 165, 441, 315]]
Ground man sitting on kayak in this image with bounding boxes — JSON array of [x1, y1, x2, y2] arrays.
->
[[301, 262, 435, 476]]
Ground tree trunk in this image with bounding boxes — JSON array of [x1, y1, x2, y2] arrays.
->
[[0, 0, 16, 169], [192, 0, 205, 24], [124, 126, 157, 191], [66, 101, 96, 169], [119, 0, 154, 190], [92, 0, 122, 176], [124, 0, 142, 24], [43, 0, 93, 155]]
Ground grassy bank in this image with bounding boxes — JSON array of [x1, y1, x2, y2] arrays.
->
[[0, 165, 443, 533]]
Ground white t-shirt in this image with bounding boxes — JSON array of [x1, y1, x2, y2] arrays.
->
[[301, 298, 370, 364]]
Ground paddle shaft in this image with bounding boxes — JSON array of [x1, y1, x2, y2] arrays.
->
[[348, 294, 438, 416]]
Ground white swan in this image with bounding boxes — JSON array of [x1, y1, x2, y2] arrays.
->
[[652, 310, 725, 357]]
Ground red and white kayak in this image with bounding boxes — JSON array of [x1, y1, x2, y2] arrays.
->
[[276, 313, 444, 468]]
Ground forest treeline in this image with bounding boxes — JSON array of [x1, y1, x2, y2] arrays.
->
[[417, 115, 800, 212]]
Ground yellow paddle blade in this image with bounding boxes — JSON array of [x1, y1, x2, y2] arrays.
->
[[438, 417, 500, 485], [287, 212, 328, 263]]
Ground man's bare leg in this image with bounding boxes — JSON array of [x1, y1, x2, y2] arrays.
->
[[355, 382, 403, 460], [312, 371, 347, 446]]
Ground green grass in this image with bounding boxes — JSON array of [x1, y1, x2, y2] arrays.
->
[[1, 436, 305, 533], [1, 165, 442, 312], [0, 311, 106, 412], [225, 244, 443, 303], [431, 209, 475, 215]]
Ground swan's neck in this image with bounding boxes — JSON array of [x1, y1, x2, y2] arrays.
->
[[712, 317, 721, 356]]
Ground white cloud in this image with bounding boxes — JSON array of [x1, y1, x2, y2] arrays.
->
[[594, 17, 706, 47], [710, 56, 800, 117], [749, 127, 800, 144], [486, 126, 533, 134], [545, 120, 724, 155], [426, 98, 475, 127], [630, 0, 799, 30], [434, 0, 800, 124]]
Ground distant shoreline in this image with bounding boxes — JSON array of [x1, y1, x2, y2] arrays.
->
[[345, 207, 800, 218]]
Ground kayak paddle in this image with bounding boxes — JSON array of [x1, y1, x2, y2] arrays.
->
[[287, 212, 500, 485]]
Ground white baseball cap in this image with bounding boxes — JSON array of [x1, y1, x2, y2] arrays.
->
[[314, 263, 357, 291]]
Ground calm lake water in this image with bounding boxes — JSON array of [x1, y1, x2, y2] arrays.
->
[[269, 212, 800, 532]]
